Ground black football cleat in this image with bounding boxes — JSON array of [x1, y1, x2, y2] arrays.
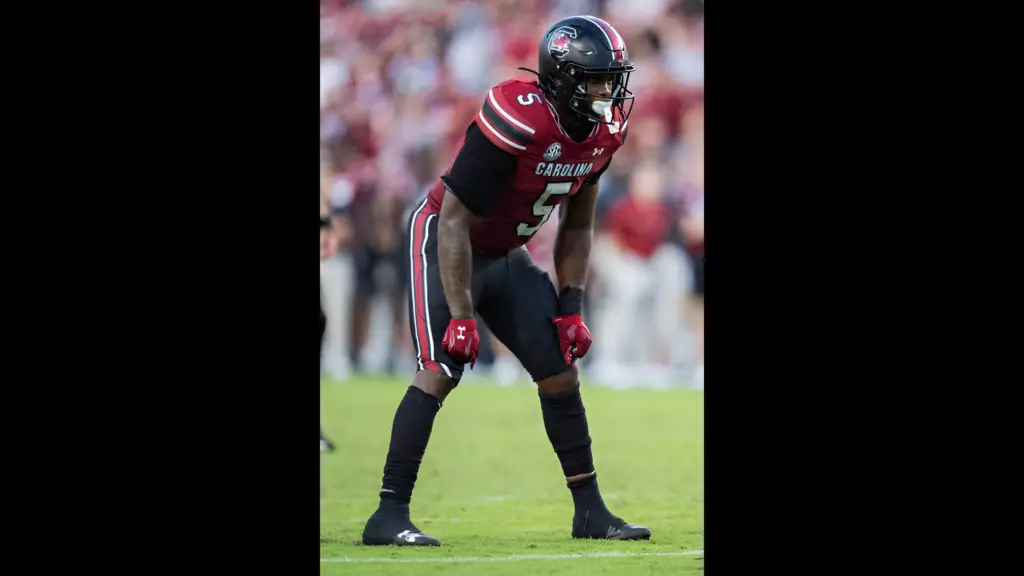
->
[[572, 512, 651, 540], [361, 504, 441, 546]]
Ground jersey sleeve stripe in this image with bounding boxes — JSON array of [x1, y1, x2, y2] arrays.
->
[[488, 90, 535, 134], [481, 96, 536, 146], [477, 114, 527, 152]]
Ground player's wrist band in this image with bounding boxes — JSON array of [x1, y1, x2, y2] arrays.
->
[[320, 217, 331, 229], [558, 286, 584, 316]]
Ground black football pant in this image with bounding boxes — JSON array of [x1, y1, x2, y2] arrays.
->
[[405, 200, 567, 385]]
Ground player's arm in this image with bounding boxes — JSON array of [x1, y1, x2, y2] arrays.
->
[[437, 122, 519, 318], [437, 193, 478, 319], [553, 161, 609, 300], [548, 162, 608, 364]]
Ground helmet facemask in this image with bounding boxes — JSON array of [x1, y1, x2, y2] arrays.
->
[[554, 62, 634, 126]]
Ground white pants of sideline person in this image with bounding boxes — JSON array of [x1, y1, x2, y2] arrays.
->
[[587, 237, 695, 388], [320, 251, 355, 381]]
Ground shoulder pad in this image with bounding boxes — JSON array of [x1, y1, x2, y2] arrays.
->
[[475, 78, 551, 155]]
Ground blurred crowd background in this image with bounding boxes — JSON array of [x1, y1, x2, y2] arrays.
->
[[320, 0, 704, 389]]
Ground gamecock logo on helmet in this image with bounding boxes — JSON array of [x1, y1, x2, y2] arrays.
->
[[548, 27, 577, 56]]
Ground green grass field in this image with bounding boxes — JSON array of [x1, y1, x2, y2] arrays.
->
[[320, 376, 703, 575]]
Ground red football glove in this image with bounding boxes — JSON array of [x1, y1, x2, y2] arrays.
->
[[552, 314, 593, 365], [441, 318, 481, 369]]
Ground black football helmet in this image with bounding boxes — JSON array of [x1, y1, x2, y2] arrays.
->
[[533, 16, 635, 125]]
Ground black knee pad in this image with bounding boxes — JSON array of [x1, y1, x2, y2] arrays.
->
[[538, 383, 593, 477]]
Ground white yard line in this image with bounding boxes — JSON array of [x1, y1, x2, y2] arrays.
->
[[320, 550, 703, 563]]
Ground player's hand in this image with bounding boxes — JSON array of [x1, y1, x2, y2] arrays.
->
[[441, 318, 481, 369], [552, 314, 593, 365]]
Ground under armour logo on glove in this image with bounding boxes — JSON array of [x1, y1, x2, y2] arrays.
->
[[552, 314, 593, 365], [442, 318, 480, 369]]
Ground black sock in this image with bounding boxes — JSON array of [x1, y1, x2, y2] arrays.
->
[[539, 387, 594, 478], [379, 386, 442, 505], [539, 387, 613, 515], [568, 474, 612, 517]]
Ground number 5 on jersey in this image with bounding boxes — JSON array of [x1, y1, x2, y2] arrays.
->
[[517, 182, 573, 237]]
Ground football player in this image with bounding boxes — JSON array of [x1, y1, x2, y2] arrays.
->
[[361, 16, 650, 546]]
